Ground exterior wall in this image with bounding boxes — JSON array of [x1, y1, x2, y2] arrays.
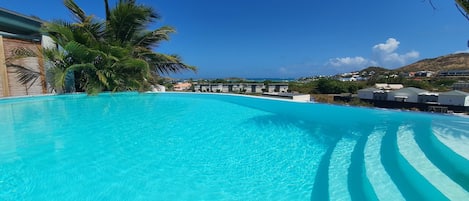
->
[[418, 94, 439, 103], [387, 91, 418, 103], [221, 85, 229, 92], [373, 92, 388, 100], [245, 84, 264, 93], [1, 37, 45, 97], [365, 99, 469, 113], [41, 35, 56, 49], [453, 82, 469, 91], [357, 90, 373, 100], [438, 95, 468, 106], [213, 84, 223, 92], [292, 94, 311, 102], [267, 84, 288, 93], [279, 86, 288, 93]]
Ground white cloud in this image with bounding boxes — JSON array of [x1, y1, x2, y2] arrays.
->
[[325, 56, 376, 73], [372, 38, 400, 54], [328, 56, 369, 67], [322, 38, 419, 74], [372, 38, 419, 67]]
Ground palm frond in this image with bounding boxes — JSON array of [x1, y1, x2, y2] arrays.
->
[[133, 26, 175, 48], [42, 20, 75, 46], [141, 52, 197, 75], [107, 0, 160, 44], [96, 70, 110, 88], [8, 64, 41, 89], [73, 21, 106, 47], [5, 47, 43, 89], [47, 66, 67, 92], [456, 0, 469, 21], [63, 41, 94, 61], [67, 63, 97, 72], [64, 0, 89, 23]]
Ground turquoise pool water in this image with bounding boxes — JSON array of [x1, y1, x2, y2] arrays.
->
[[0, 92, 468, 200]]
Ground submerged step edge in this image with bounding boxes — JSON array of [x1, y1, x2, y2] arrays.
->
[[364, 128, 404, 201], [397, 125, 469, 200], [328, 136, 357, 200]]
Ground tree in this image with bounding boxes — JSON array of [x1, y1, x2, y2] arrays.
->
[[316, 78, 348, 94], [42, 0, 196, 94]]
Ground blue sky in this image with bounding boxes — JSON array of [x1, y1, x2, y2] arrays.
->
[[2, 0, 469, 79]]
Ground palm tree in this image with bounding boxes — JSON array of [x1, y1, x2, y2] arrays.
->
[[104, 0, 196, 74], [42, 0, 195, 94]]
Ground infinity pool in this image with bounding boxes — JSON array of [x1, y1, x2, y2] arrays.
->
[[0, 92, 468, 200]]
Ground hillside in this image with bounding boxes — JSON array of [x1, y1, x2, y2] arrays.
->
[[397, 53, 469, 72], [359, 66, 390, 74]]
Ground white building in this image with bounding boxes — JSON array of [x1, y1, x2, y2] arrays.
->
[[244, 83, 264, 93], [387, 87, 428, 103], [221, 83, 244, 93], [266, 83, 289, 93], [438, 90, 469, 106], [193, 83, 272, 93], [375, 83, 404, 90]]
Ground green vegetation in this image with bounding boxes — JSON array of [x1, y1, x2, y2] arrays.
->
[[42, 0, 195, 94], [289, 78, 366, 94]]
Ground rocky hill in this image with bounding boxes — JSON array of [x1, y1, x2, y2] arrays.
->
[[396, 53, 469, 72]]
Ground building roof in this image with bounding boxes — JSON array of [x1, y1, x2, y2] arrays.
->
[[358, 87, 380, 92], [392, 87, 428, 94], [439, 90, 469, 96], [0, 7, 44, 40]]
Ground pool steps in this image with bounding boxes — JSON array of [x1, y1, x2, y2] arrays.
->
[[328, 136, 357, 201], [397, 125, 469, 200], [414, 123, 469, 192], [315, 123, 469, 200], [380, 124, 442, 200], [310, 137, 337, 200], [364, 128, 404, 201], [348, 131, 378, 201]]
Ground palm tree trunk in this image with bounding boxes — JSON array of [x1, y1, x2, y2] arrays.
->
[[104, 0, 111, 22]]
